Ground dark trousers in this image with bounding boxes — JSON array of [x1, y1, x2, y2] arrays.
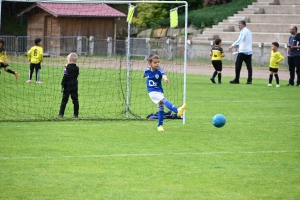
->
[[59, 86, 79, 116], [288, 56, 300, 85], [235, 53, 253, 82], [29, 63, 41, 81]]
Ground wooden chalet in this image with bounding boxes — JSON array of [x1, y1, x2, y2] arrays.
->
[[18, 3, 126, 55]]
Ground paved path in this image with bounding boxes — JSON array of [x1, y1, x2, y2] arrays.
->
[[187, 65, 290, 81]]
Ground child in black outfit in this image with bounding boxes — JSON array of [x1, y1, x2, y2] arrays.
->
[[210, 38, 225, 84], [58, 53, 79, 118]]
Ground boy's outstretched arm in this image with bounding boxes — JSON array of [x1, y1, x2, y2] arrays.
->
[[162, 75, 169, 83]]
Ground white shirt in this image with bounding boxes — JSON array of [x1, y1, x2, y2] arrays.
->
[[232, 27, 252, 55]]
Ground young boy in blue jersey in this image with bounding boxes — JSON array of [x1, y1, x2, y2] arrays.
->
[[143, 54, 186, 132]]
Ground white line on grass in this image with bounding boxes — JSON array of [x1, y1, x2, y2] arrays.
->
[[1, 150, 299, 160]]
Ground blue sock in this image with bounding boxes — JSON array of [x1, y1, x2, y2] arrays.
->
[[162, 98, 178, 113], [158, 106, 164, 127]]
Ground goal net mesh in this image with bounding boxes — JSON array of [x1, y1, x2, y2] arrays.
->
[[0, 1, 185, 122]]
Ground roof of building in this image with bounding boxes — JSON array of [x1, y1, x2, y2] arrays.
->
[[18, 2, 126, 18]]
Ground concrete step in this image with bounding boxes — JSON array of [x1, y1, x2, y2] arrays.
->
[[279, 0, 300, 5], [215, 22, 300, 33], [242, 7, 264, 14], [201, 31, 290, 43], [194, 34, 219, 41], [256, 0, 278, 3], [249, 5, 300, 14], [232, 14, 300, 24]]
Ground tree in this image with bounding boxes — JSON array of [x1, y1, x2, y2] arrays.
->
[[132, 0, 204, 28]]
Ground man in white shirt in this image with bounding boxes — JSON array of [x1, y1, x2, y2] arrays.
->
[[229, 20, 253, 84]]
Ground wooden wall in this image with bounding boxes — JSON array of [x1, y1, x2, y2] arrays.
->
[[26, 7, 116, 54]]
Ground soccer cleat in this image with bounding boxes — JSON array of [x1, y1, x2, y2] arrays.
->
[[246, 82, 252, 84], [14, 72, 18, 79], [36, 81, 43, 84], [26, 80, 31, 83], [210, 78, 216, 84], [268, 84, 272, 87], [286, 84, 294, 86], [230, 79, 239, 84], [276, 84, 280, 88], [58, 114, 63, 118], [74, 115, 78, 118], [157, 126, 164, 132], [177, 103, 187, 117], [218, 82, 222, 84]]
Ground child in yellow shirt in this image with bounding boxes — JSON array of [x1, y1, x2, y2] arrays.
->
[[268, 42, 284, 87]]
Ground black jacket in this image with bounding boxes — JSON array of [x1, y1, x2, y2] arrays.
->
[[61, 63, 79, 89]]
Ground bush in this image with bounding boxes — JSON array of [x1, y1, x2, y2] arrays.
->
[[157, 0, 256, 29], [205, 0, 232, 6], [189, 0, 256, 28]]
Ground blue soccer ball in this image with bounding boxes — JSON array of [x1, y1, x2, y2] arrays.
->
[[212, 114, 226, 128]]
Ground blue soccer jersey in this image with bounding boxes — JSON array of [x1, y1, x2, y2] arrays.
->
[[144, 67, 165, 93]]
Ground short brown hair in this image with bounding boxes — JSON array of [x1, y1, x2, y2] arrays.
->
[[215, 38, 222, 45], [272, 42, 279, 48], [147, 54, 159, 63], [0, 38, 5, 46]]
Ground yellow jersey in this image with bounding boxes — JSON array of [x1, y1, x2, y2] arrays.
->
[[28, 45, 43, 64], [0, 47, 8, 63], [269, 50, 284, 69], [211, 46, 224, 61]]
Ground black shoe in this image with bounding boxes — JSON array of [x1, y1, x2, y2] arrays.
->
[[210, 77, 216, 84], [246, 82, 252, 84], [286, 84, 294, 86], [230, 80, 239, 84]]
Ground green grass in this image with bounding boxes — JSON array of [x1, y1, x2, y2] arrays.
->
[[0, 56, 183, 121], [0, 73, 299, 199]]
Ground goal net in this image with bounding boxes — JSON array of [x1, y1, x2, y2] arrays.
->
[[0, 0, 187, 122]]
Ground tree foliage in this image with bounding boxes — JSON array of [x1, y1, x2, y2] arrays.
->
[[132, 0, 204, 28], [133, 4, 168, 28]]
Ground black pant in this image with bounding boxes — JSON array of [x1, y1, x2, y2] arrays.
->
[[235, 53, 252, 82], [59, 86, 79, 116], [29, 63, 41, 81], [288, 56, 300, 85]]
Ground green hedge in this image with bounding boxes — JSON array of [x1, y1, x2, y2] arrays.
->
[[159, 0, 256, 28]]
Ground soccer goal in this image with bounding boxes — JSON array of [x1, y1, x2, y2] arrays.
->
[[0, 0, 188, 122]]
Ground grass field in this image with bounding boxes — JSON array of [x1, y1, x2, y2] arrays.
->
[[1, 71, 299, 199]]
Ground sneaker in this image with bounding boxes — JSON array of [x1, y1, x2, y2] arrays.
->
[[74, 115, 78, 118], [58, 114, 63, 118], [177, 103, 187, 117], [268, 84, 272, 87], [157, 125, 164, 132], [246, 82, 252, 84], [276, 84, 280, 88], [210, 77, 216, 84], [36, 81, 43, 84], [286, 84, 294, 86], [26, 80, 31, 83], [218, 82, 222, 84], [14, 72, 18, 79], [230, 79, 239, 84]]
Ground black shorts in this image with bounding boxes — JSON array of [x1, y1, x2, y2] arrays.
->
[[0, 62, 9, 68], [269, 67, 278, 73], [30, 63, 41, 70], [212, 60, 222, 71]]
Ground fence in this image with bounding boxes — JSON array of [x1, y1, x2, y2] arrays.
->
[[0, 35, 183, 59]]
